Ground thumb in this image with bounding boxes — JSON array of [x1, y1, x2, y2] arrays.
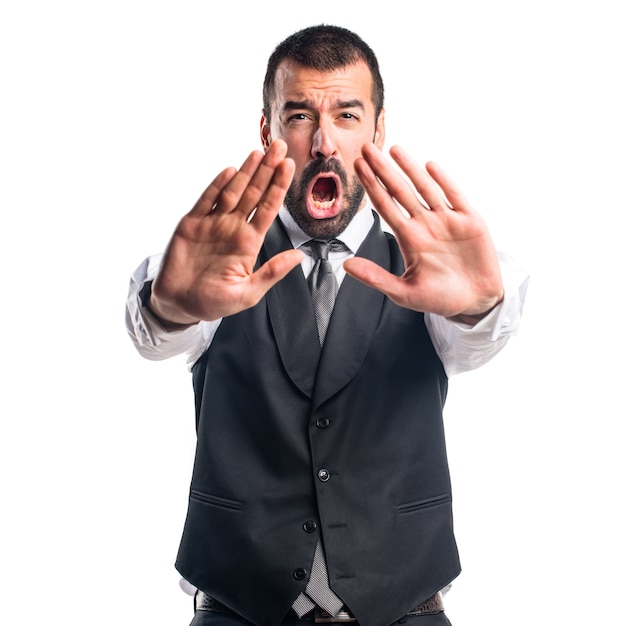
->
[[250, 249, 305, 296], [343, 257, 400, 295]]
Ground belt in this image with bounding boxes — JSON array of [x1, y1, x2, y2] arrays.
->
[[195, 590, 444, 623]]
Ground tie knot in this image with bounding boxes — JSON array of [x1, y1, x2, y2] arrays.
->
[[308, 239, 346, 260]]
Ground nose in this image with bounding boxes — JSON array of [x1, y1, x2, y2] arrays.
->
[[311, 120, 337, 160]]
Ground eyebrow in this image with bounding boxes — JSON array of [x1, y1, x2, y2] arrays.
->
[[282, 99, 366, 112]]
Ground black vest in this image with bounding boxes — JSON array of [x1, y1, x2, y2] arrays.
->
[[176, 214, 460, 626]]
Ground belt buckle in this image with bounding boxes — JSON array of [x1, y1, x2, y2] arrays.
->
[[314, 609, 357, 623]]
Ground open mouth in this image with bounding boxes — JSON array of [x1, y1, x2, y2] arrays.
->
[[306, 174, 342, 219]]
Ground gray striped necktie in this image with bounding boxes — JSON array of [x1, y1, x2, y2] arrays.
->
[[307, 239, 341, 346], [291, 239, 345, 617]]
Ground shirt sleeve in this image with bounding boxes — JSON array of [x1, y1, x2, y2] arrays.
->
[[424, 252, 530, 377], [125, 254, 220, 367]]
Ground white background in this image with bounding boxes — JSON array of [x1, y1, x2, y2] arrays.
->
[[1, 1, 624, 624]]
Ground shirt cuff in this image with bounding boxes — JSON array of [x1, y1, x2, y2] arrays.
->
[[125, 254, 212, 365], [446, 251, 529, 341], [425, 252, 529, 377]]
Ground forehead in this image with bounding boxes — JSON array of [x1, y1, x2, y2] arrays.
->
[[271, 59, 375, 110]]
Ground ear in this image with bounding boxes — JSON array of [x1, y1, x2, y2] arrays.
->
[[260, 113, 272, 152], [374, 109, 386, 149]]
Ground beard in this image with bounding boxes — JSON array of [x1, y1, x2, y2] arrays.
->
[[283, 158, 365, 241]]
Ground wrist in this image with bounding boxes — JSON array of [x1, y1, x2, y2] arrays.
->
[[449, 290, 504, 325], [140, 281, 200, 329]]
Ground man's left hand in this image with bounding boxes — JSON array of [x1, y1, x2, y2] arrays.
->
[[344, 144, 504, 321]]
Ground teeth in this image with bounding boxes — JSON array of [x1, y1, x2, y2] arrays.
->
[[312, 200, 335, 209]]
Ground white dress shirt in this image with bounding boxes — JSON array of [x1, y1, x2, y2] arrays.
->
[[126, 204, 529, 377]]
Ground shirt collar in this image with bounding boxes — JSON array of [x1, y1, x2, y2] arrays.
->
[[278, 204, 375, 254]]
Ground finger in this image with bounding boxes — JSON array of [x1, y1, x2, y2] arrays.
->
[[223, 140, 291, 218], [343, 257, 413, 306], [389, 146, 454, 212], [358, 144, 430, 222], [249, 157, 295, 234], [247, 248, 305, 302], [188, 167, 238, 217], [354, 153, 412, 233], [424, 161, 472, 213], [210, 149, 267, 214]]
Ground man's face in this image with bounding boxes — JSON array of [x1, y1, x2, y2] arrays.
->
[[261, 60, 385, 240]]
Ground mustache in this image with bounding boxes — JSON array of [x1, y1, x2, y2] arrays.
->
[[300, 157, 348, 186]]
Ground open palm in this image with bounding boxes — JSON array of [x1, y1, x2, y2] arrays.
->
[[150, 141, 304, 325], [345, 144, 504, 321]]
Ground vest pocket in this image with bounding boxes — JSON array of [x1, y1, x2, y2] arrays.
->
[[189, 489, 243, 511], [395, 493, 451, 515]]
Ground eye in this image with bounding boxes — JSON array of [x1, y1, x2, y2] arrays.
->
[[338, 112, 359, 122], [287, 113, 310, 123]]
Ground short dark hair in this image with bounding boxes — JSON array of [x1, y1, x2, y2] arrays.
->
[[263, 25, 384, 124]]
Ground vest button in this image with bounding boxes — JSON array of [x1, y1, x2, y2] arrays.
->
[[318, 469, 330, 482], [303, 520, 317, 533], [316, 417, 330, 429], [293, 567, 307, 580]]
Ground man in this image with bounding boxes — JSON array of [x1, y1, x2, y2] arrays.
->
[[126, 25, 528, 626]]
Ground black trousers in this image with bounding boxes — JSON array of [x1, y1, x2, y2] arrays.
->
[[189, 610, 453, 626]]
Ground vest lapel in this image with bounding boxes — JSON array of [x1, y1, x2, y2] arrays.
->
[[263, 220, 320, 398], [313, 213, 390, 408], [263, 214, 392, 404]]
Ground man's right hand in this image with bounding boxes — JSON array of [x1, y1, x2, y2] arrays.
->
[[149, 140, 304, 326]]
